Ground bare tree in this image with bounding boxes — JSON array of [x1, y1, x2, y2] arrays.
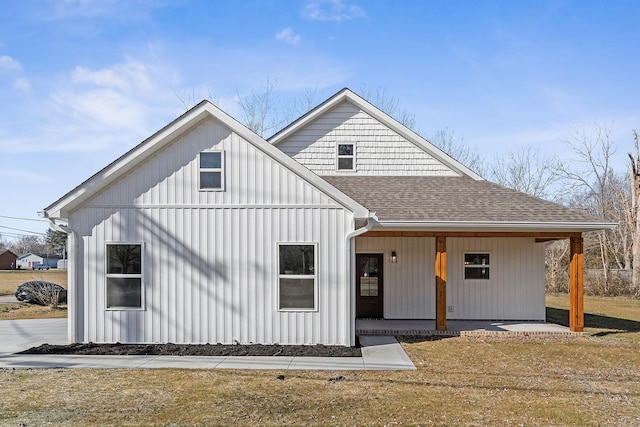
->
[[628, 129, 640, 294], [9, 235, 45, 256], [489, 145, 561, 201], [558, 123, 619, 293], [237, 77, 284, 138], [359, 85, 417, 130], [430, 127, 485, 176]]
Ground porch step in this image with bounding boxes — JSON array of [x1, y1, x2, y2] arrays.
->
[[357, 328, 584, 337]]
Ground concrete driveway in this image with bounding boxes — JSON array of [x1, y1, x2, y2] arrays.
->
[[0, 318, 67, 354]]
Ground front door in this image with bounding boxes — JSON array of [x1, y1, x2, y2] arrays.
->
[[356, 254, 384, 318]]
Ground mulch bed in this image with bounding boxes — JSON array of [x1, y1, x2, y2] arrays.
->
[[20, 342, 361, 357]]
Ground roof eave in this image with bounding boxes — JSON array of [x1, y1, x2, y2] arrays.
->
[[374, 220, 618, 233]]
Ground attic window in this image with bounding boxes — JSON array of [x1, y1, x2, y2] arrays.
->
[[199, 151, 225, 191], [337, 143, 355, 171]]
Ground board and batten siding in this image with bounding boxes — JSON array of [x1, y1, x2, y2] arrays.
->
[[68, 117, 355, 345], [356, 236, 436, 319], [447, 237, 546, 321], [356, 236, 545, 321], [276, 101, 458, 176]]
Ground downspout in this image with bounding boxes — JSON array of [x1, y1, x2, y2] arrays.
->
[[42, 215, 77, 344], [345, 216, 375, 346]]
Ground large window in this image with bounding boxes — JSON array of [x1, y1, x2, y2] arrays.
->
[[199, 150, 225, 190], [278, 244, 317, 310], [464, 253, 490, 280], [106, 244, 143, 309], [337, 143, 355, 171]]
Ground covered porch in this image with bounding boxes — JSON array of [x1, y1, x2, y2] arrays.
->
[[356, 231, 586, 333]]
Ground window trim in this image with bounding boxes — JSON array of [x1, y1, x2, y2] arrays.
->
[[105, 242, 144, 311], [336, 142, 356, 172], [277, 242, 318, 312], [198, 150, 225, 191], [463, 252, 491, 281]]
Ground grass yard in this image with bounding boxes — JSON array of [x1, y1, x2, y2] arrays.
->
[[0, 269, 67, 296], [546, 293, 640, 344], [0, 270, 68, 319], [0, 295, 639, 425]]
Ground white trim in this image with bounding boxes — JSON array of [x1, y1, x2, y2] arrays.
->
[[105, 242, 144, 311], [198, 150, 225, 191], [276, 242, 318, 312], [336, 142, 356, 172], [373, 220, 618, 233]]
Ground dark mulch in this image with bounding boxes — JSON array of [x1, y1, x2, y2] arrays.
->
[[20, 342, 361, 357]]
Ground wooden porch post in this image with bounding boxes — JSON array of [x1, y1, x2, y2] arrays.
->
[[436, 236, 447, 331], [569, 235, 584, 332]]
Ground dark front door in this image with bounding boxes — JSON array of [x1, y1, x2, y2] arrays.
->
[[356, 253, 384, 318]]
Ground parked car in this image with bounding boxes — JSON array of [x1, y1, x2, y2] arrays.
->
[[15, 281, 67, 305], [32, 264, 51, 270]]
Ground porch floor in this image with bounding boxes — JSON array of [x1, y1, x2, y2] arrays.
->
[[356, 319, 574, 336]]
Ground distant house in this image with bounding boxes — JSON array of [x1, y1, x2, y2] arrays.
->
[[16, 253, 61, 269], [42, 88, 615, 346], [0, 250, 17, 270]]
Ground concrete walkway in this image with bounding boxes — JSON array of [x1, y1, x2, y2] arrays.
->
[[0, 319, 415, 371]]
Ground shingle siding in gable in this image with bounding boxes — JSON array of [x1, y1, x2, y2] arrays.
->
[[276, 102, 459, 176]]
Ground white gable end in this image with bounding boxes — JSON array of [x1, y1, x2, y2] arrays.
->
[[86, 117, 339, 208], [276, 101, 459, 176]]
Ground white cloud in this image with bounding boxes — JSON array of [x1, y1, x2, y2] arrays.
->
[[275, 27, 301, 45], [13, 77, 31, 92], [46, 0, 163, 20], [302, 0, 365, 22], [71, 60, 155, 91], [0, 168, 50, 184], [0, 55, 22, 72]]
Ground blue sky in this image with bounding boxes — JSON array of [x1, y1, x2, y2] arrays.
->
[[1, 0, 639, 240]]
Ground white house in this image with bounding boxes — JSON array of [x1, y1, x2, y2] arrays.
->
[[41, 88, 614, 346], [16, 253, 61, 269]]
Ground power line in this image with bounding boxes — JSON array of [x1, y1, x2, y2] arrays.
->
[[0, 225, 46, 236], [0, 214, 48, 222]]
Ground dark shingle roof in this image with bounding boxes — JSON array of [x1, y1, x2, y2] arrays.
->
[[321, 175, 604, 224]]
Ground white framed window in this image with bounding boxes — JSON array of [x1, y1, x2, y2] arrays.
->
[[106, 243, 143, 309], [337, 143, 355, 171], [199, 150, 225, 191], [278, 243, 317, 311], [464, 253, 490, 280]]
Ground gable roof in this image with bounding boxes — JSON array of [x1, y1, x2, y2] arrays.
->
[[43, 101, 371, 220], [0, 250, 17, 257], [269, 88, 483, 180], [322, 175, 616, 232]]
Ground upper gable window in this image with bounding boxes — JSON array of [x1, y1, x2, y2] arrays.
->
[[199, 151, 225, 191], [337, 143, 355, 171]]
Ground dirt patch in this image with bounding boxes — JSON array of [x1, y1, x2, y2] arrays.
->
[[20, 342, 361, 357]]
